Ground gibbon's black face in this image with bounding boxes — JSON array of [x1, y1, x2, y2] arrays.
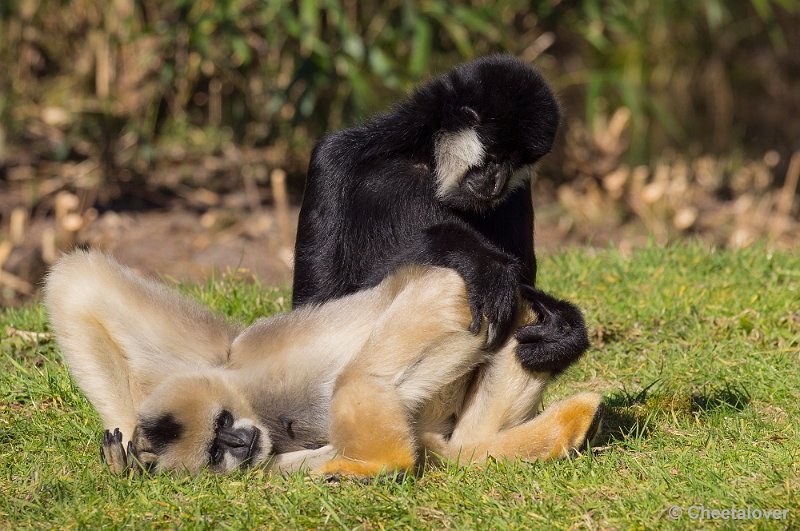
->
[[130, 374, 271, 474], [431, 56, 560, 213]]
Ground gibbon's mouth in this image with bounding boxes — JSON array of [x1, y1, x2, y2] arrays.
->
[[238, 428, 262, 470], [465, 167, 509, 201]]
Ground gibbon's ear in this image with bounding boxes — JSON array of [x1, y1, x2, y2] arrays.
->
[[440, 105, 480, 134], [457, 106, 480, 127], [45, 249, 237, 442]]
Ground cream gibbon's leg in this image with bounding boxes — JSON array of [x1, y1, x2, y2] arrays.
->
[[321, 266, 486, 478], [45, 250, 238, 450], [323, 280, 602, 477], [423, 309, 603, 464], [430, 391, 604, 464]]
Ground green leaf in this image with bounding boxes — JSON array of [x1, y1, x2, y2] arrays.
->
[[342, 35, 365, 62], [749, 0, 773, 21], [409, 19, 432, 77], [231, 37, 252, 66]]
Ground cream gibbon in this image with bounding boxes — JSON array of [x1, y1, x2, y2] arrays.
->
[[46, 250, 603, 477]]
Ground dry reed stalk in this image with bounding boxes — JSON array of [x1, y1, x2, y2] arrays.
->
[[0, 269, 33, 295], [270, 168, 292, 250], [5, 326, 53, 344], [9, 208, 28, 245], [0, 241, 12, 269], [769, 151, 800, 241]]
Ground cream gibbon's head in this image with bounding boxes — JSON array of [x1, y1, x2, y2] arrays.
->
[[428, 55, 560, 212], [129, 373, 270, 474]]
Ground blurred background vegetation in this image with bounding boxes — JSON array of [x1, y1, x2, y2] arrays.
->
[[1, 0, 799, 303]]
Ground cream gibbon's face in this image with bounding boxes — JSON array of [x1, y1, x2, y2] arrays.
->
[[130, 373, 270, 474]]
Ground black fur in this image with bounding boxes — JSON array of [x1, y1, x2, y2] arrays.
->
[[139, 413, 183, 452], [293, 55, 589, 373]]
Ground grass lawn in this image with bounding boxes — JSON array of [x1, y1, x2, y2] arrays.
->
[[1, 243, 798, 529]]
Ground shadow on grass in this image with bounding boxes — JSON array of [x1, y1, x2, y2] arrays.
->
[[595, 381, 751, 446], [690, 383, 751, 414]]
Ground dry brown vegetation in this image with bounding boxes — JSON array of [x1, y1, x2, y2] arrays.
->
[[1, 1, 798, 306]]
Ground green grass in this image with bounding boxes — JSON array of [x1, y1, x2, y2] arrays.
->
[[2, 244, 798, 529]]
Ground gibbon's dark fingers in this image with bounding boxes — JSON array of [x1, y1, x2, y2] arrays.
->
[[515, 286, 591, 374], [100, 428, 128, 474]]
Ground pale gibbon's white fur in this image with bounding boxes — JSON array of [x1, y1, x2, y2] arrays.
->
[[434, 128, 486, 197], [45, 250, 603, 477]]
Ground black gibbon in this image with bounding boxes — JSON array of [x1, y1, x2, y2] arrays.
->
[[46, 250, 603, 476], [293, 54, 589, 372]]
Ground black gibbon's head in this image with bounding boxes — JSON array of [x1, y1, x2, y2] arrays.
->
[[423, 55, 560, 212], [129, 373, 270, 474]]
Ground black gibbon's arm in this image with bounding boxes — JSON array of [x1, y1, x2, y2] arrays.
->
[[368, 223, 522, 349]]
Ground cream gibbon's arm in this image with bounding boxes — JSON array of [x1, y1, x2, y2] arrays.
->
[[45, 250, 240, 446]]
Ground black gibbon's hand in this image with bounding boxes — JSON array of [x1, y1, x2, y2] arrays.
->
[[464, 254, 522, 350], [514, 285, 590, 374], [376, 223, 523, 350]]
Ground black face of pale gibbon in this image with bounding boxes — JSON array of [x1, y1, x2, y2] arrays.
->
[[424, 55, 560, 212], [130, 374, 270, 474]]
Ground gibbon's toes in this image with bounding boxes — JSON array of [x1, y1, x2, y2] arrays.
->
[[320, 453, 416, 479], [100, 428, 128, 474], [548, 392, 605, 458]]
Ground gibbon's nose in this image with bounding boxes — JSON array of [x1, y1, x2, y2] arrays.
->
[[218, 425, 261, 460], [465, 163, 509, 200], [490, 166, 509, 198]]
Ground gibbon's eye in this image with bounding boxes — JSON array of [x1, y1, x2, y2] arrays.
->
[[214, 409, 234, 433], [209, 442, 224, 465], [459, 106, 480, 125]]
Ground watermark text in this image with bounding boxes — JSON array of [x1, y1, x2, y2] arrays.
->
[[667, 505, 790, 521]]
